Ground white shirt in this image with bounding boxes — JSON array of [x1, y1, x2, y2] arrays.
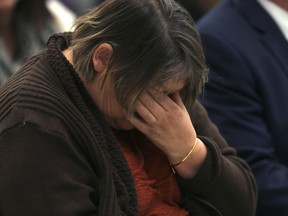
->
[[257, 0, 288, 40], [46, 0, 76, 32]]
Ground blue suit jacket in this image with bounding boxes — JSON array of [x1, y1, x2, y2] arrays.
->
[[197, 0, 288, 215]]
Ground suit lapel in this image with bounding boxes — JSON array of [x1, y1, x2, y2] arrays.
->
[[233, 0, 288, 74]]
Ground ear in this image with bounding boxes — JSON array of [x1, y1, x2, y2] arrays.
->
[[92, 43, 113, 73]]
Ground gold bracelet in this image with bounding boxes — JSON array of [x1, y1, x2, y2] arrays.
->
[[170, 138, 199, 167]]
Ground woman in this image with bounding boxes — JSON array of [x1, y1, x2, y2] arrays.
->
[[0, 0, 75, 85], [0, 0, 256, 215]]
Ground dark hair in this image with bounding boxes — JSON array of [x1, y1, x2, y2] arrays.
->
[[72, 0, 208, 114]]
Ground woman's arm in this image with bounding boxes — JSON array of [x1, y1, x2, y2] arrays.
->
[[0, 123, 98, 216], [127, 92, 257, 216], [177, 100, 257, 216]]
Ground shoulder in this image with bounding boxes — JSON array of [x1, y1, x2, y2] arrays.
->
[[0, 51, 74, 139], [197, 0, 257, 46], [197, 0, 240, 32]]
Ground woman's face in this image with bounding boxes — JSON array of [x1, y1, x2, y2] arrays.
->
[[83, 43, 186, 131], [87, 72, 185, 131]]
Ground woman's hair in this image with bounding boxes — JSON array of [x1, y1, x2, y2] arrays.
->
[[71, 0, 208, 114]]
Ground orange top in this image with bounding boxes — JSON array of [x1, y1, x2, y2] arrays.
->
[[115, 130, 189, 216]]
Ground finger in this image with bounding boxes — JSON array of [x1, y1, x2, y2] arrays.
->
[[169, 92, 185, 108], [124, 109, 149, 132], [148, 89, 178, 111], [135, 100, 158, 123], [140, 91, 167, 115]]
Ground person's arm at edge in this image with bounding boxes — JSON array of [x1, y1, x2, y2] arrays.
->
[[176, 100, 257, 216]]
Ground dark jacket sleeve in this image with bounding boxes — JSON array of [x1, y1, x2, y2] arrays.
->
[[177, 100, 257, 216], [0, 123, 98, 216]]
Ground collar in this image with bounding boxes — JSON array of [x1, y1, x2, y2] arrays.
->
[[257, 0, 288, 40]]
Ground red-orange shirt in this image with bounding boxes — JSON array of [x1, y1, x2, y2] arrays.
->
[[115, 130, 189, 216]]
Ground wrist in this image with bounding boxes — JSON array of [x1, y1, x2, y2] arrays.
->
[[170, 138, 199, 167], [171, 138, 207, 179]]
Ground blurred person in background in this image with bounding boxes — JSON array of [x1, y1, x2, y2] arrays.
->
[[0, 0, 75, 85], [60, 0, 103, 16], [197, 0, 288, 215], [178, 0, 220, 21]]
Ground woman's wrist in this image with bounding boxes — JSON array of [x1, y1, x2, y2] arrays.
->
[[170, 138, 199, 167], [171, 138, 207, 179]]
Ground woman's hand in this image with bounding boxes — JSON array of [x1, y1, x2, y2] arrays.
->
[[126, 89, 207, 178]]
